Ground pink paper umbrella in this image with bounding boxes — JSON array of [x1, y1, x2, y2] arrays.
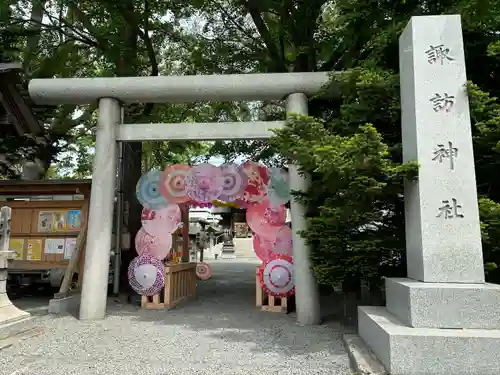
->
[[128, 254, 165, 296], [141, 205, 181, 237], [196, 262, 213, 280], [272, 225, 293, 256], [185, 163, 224, 203], [159, 164, 191, 204], [246, 198, 286, 239], [241, 161, 270, 205], [218, 163, 248, 202], [135, 227, 172, 260], [257, 254, 295, 297], [253, 233, 274, 262]]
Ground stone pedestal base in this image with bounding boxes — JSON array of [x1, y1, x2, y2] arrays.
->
[[0, 269, 32, 338], [386, 278, 500, 329], [358, 306, 500, 375], [48, 294, 81, 315], [0, 297, 31, 340], [359, 278, 500, 375]]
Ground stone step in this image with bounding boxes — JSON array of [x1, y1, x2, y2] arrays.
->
[[0, 313, 34, 341]]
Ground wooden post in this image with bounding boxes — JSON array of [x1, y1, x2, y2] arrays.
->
[[57, 223, 88, 297], [77, 200, 90, 286], [181, 204, 189, 262], [0, 207, 12, 287], [0, 206, 10, 253]]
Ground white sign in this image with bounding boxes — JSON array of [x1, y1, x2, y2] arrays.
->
[[44, 238, 65, 254], [64, 238, 77, 260]]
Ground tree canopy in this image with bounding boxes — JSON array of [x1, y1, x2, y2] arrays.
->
[[2, 0, 500, 288]]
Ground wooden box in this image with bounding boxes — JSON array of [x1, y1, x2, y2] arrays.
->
[[255, 266, 294, 313], [141, 262, 197, 310]]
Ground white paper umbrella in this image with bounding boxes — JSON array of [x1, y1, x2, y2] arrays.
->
[[127, 254, 165, 296], [257, 254, 295, 297]]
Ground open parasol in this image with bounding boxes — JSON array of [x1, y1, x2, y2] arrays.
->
[[128, 254, 165, 296], [135, 227, 172, 260], [185, 163, 224, 204], [257, 254, 295, 298], [159, 164, 191, 204], [246, 198, 286, 239], [272, 225, 293, 257], [252, 233, 274, 262], [141, 205, 181, 237], [218, 163, 248, 202], [196, 262, 213, 280], [136, 170, 169, 210]]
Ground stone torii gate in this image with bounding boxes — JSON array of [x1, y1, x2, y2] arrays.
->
[[29, 72, 331, 325]]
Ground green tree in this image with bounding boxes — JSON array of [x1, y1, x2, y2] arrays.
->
[[195, 0, 500, 288]]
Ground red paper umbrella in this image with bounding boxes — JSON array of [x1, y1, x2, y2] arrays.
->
[[159, 164, 191, 204], [257, 254, 295, 297], [218, 163, 248, 202], [128, 254, 165, 296], [253, 233, 274, 262], [246, 198, 286, 239], [196, 262, 213, 280], [241, 161, 269, 205], [136, 170, 169, 210], [185, 163, 224, 203], [272, 225, 293, 256], [141, 205, 181, 237], [135, 227, 172, 260]]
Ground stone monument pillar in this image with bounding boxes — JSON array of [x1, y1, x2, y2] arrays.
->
[[0, 207, 31, 334], [358, 15, 500, 375]]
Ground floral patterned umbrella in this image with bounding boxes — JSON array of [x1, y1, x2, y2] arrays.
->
[[272, 225, 293, 257], [135, 227, 172, 260], [246, 198, 286, 239], [252, 233, 274, 262], [141, 205, 181, 237], [185, 163, 224, 203], [218, 163, 248, 202], [159, 164, 191, 204], [128, 254, 165, 296], [241, 161, 269, 205], [136, 170, 169, 210], [257, 254, 295, 297]]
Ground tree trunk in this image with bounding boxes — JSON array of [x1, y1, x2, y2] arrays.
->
[[23, 0, 46, 72], [114, 2, 143, 296]]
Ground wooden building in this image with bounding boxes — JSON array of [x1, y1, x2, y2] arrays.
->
[[0, 63, 43, 137]]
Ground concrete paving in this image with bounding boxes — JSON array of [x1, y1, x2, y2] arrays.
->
[[0, 244, 352, 375]]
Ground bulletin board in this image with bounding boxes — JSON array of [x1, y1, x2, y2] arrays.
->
[[0, 180, 91, 278]]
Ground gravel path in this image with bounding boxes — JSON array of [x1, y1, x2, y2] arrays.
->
[[1, 258, 352, 375]]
